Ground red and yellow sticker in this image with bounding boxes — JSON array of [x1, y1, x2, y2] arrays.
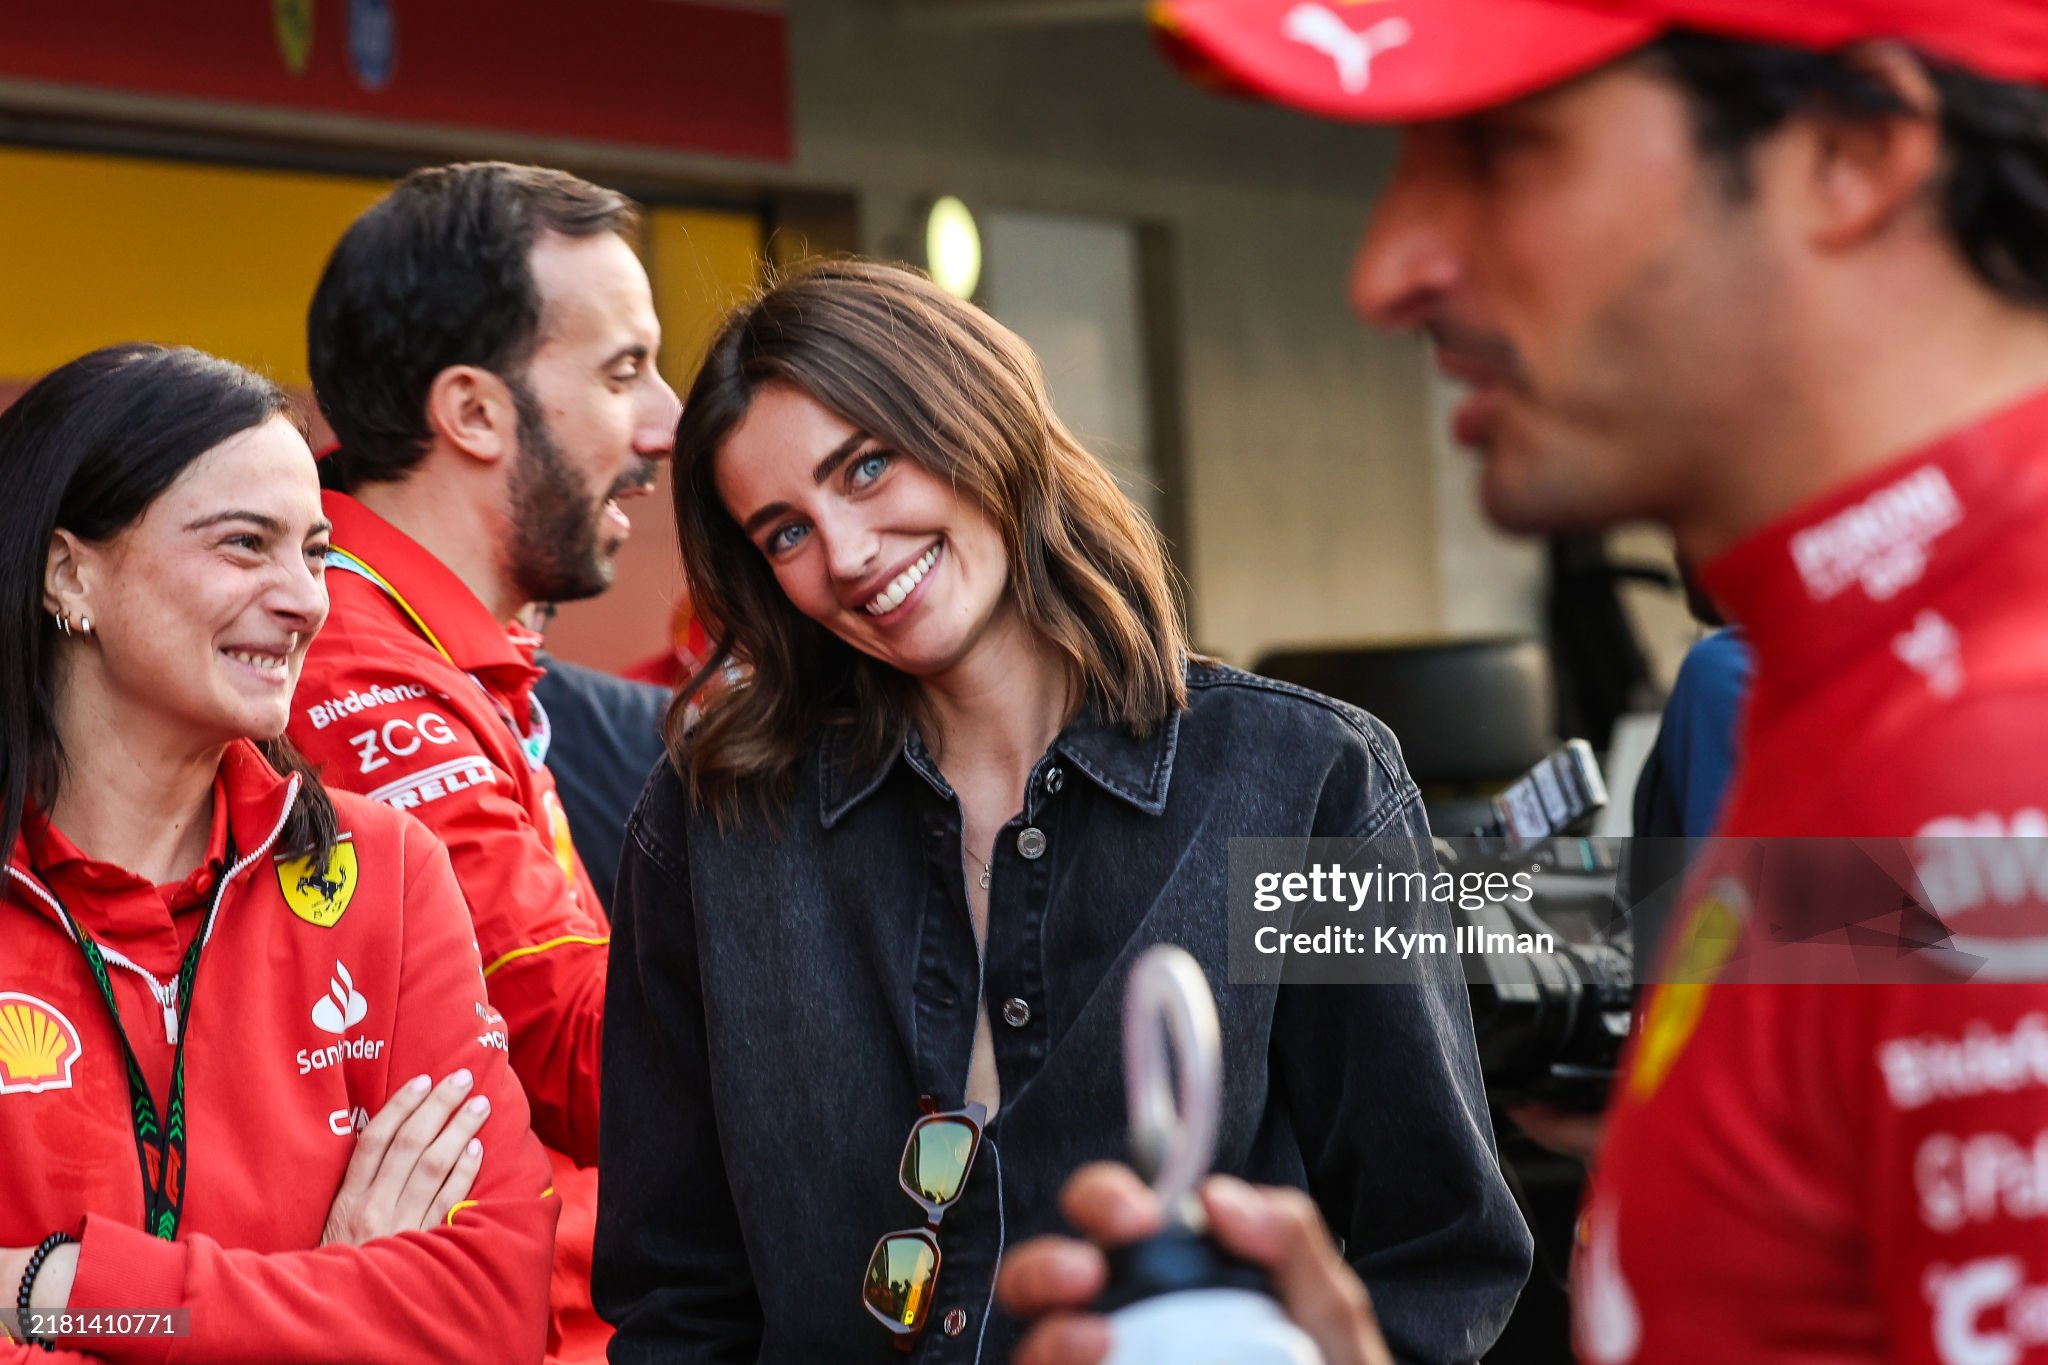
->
[[0, 993, 83, 1095], [278, 837, 359, 929]]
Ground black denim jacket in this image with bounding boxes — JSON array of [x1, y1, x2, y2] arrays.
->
[[595, 662, 1532, 1364]]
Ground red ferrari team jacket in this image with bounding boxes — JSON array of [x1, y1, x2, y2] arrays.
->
[[1579, 387, 2048, 1364], [0, 740, 556, 1363], [290, 493, 610, 1364]]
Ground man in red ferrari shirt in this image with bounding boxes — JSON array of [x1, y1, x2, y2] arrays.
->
[[295, 161, 679, 1363], [1002, 3, 2048, 1362]]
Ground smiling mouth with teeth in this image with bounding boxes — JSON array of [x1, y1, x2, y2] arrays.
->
[[224, 648, 290, 674], [863, 544, 940, 617]]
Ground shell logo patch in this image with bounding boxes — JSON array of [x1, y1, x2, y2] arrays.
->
[[543, 790, 578, 887], [278, 837, 359, 929], [274, 0, 315, 75], [0, 993, 82, 1095], [1627, 879, 1747, 1102]]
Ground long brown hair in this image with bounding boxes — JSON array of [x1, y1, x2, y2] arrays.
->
[[670, 259, 1188, 827]]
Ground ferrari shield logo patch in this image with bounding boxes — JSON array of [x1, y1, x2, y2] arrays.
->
[[278, 837, 358, 929]]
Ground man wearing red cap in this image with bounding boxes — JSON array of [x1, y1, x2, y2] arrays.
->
[[1002, 3, 2048, 1362]]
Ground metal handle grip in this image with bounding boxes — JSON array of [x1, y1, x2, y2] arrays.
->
[[1123, 944, 1223, 1228]]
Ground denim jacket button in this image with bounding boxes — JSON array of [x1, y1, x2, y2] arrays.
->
[[1001, 997, 1032, 1028], [942, 1307, 969, 1337], [1043, 766, 1064, 794], [1016, 827, 1047, 860]]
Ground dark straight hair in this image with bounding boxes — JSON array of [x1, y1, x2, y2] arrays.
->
[[0, 343, 338, 871], [308, 161, 639, 492], [1652, 29, 2048, 307]]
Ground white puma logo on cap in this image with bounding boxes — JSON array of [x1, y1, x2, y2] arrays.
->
[[1283, 4, 1413, 94]]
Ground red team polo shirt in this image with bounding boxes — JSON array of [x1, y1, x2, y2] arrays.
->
[[1579, 388, 2048, 1363], [290, 493, 610, 1364]]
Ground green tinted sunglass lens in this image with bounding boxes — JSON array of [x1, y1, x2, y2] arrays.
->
[[901, 1117, 976, 1205], [863, 1234, 939, 1329]]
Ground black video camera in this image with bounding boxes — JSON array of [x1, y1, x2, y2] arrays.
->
[[1453, 741, 1634, 1112]]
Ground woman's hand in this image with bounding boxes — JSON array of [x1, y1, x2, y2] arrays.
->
[[321, 1070, 491, 1247], [0, 1241, 80, 1343], [0, 1069, 494, 1339], [997, 1162, 1394, 1365]]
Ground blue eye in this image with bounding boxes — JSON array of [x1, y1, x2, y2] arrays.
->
[[766, 522, 809, 554], [850, 451, 890, 487]]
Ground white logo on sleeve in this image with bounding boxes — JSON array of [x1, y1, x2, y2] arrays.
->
[[328, 1105, 370, 1136], [1879, 1015, 2048, 1111], [1894, 610, 1964, 698], [304, 682, 430, 730], [1914, 812, 2048, 914], [366, 756, 496, 813], [1917, 1128, 2048, 1233], [348, 711, 460, 774], [1790, 465, 1962, 602], [1908, 817, 2048, 978], [311, 961, 370, 1035], [1282, 4, 1412, 94], [1927, 1256, 2048, 1364]]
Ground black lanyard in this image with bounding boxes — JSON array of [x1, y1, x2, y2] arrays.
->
[[46, 840, 230, 1243]]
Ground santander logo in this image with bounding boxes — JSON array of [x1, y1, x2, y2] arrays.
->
[[311, 961, 369, 1035]]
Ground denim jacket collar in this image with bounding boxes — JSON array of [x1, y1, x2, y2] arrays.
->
[[1052, 705, 1180, 815], [817, 699, 1182, 829]]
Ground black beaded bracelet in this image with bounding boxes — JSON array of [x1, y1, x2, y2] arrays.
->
[[16, 1232, 76, 1353]]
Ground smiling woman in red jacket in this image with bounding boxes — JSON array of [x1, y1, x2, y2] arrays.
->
[[0, 345, 557, 1362]]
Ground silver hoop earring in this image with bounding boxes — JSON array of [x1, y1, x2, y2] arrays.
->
[[78, 616, 91, 636], [53, 611, 70, 637]]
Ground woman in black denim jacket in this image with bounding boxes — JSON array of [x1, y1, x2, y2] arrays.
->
[[593, 260, 1532, 1365]]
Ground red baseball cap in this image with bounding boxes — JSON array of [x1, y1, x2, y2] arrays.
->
[[1152, 0, 2048, 123]]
